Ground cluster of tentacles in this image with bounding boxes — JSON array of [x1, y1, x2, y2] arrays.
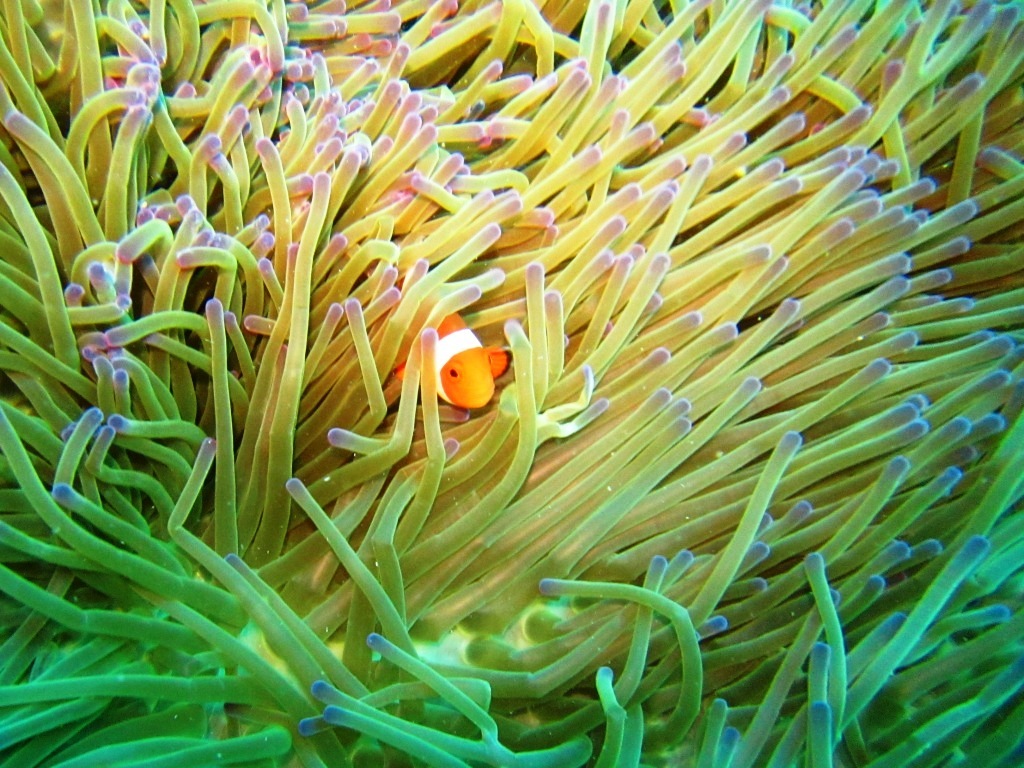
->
[[1, 0, 1023, 766]]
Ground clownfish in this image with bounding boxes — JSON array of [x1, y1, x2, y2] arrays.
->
[[396, 315, 510, 409]]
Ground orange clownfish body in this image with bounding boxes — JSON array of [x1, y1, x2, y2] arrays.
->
[[397, 315, 510, 409]]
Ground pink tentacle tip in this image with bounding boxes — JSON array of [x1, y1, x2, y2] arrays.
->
[[286, 2, 309, 21], [767, 86, 791, 108], [98, 332, 118, 350], [324, 303, 345, 324], [174, 195, 198, 216], [120, 88, 146, 109], [443, 438, 460, 459], [134, 206, 154, 226], [430, 20, 455, 38], [503, 318, 524, 339], [80, 345, 102, 362], [695, 111, 719, 128], [482, 120, 505, 142], [174, 81, 198, 98], [377, 287, 401, 307], [254, 136, 276, 157], [197, 134, 222, 157], [648, 347, 672, 367], [87, 261, 110, 282], [64, 284, 85, 305], [385, 189, 414, 206], [146, 202, 175, 222], [254, 81, 274, 105], [372, 135, 394, 156], [205, 297, 224, 316], [538, 578, 560, 596], [391, 41, 411, 62], [532, 208, 555, 228], [416, 103, 438, 123], [252, 233, 275, 258], [285, 61, 308, 81], [883, 59, 904, 87], [347, 32, 372, 51]]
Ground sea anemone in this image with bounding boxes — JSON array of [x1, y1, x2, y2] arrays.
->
[[1, 0, 1023, 765]]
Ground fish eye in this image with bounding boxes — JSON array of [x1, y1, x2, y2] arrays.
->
[[447, 367, 459, 378]]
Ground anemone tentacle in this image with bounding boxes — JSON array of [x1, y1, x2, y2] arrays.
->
[[1, 1, 1023, 765]]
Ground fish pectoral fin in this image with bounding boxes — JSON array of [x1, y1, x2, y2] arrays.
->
[[487, 348, 511, 378]]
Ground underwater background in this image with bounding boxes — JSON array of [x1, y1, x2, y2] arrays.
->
[[1, 0, 1023, 765]]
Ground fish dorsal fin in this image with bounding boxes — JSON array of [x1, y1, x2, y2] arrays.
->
[[437, 314, 468, 338]]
